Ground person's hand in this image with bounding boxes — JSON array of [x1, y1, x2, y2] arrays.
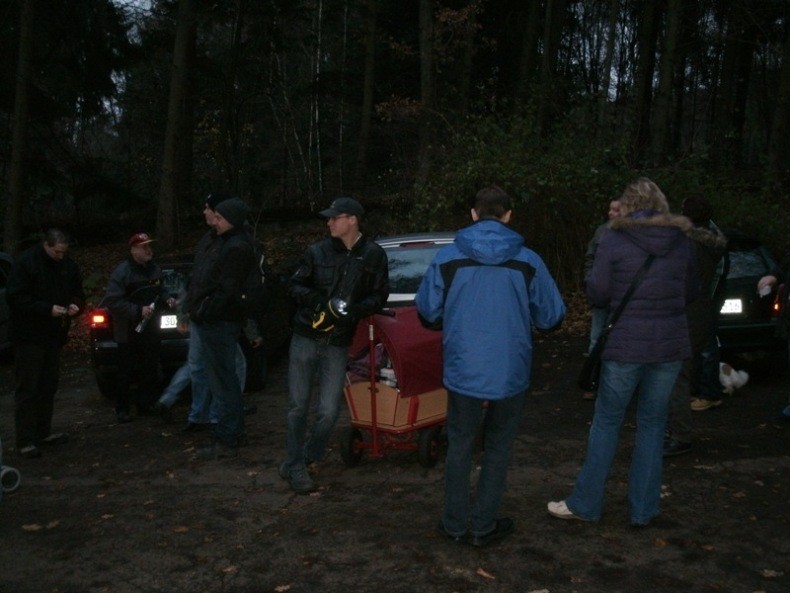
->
[[51, 305, 68, 318], [166, 297, 176, 309], [250, 337, 264, 348], [67, 304, 80, 317], [141, 305, 154, 319], [757, 275, 777, 291]]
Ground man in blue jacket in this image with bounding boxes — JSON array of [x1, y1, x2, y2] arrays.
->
[[416, 186, 565, 547]]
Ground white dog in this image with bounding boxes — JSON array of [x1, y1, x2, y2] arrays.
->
[[719, 362, 749, 395]]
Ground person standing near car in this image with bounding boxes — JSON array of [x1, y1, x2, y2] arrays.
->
[[104, 233, 175, 423], [6, 229, 85, 459], [184, 198, 255, 460], [547, 178, 697, 526], [164, 192, 249, 432], [280, 197, 389, 493], [415, 185, 565, 546], [664, 195, 727, 456]]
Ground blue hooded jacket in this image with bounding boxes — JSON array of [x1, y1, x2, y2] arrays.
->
[[415, 220, 565, 400]]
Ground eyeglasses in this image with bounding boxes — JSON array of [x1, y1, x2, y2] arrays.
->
[[328, 214, 351, 221]]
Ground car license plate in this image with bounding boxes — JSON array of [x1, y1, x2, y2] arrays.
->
[[160, 314, 178, 329], [720, 298, 742, 314]]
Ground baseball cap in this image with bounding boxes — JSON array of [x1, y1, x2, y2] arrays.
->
[[319, 197, 364, 219], [128, 232, 154, 247]]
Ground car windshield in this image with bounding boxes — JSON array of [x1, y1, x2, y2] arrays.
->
[[161, 267, 190, 298], [726, 249, 776, 280], [385, 245, 445, 294]]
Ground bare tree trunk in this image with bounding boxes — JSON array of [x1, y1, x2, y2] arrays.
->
[[157, 0, 196, 248], [596, 0, 619, 132], [767, 23, 790, 191], [631, 0, 662, 164], [709, 1, 758, 169], [4, 0, 35, 254], [354, 0, 377, 192], [537, 0, 568, 139], [651, 0, 683, 165], [516, 0, 543, 99], [415, 0, 435, 187]]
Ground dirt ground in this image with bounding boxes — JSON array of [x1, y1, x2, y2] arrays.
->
[[0, 335, 788, 593]]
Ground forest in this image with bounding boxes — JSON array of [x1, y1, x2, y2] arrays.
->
[[1, 0, 788, 289]]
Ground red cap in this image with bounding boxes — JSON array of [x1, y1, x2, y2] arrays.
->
[[128, 233, 154, 247]]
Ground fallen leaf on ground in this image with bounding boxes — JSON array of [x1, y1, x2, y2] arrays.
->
[[46, 520, 60, 529], [760, 569, 783, 578], [173, 525, 189, 533], [476, 567, 496, 580], [222, 565, 237, 574], [274, 585, 291, 592], [654, 538, 667, 548], [22, 524, 43, 531]]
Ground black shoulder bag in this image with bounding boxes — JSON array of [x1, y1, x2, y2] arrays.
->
[[577, 255, 656, 391]]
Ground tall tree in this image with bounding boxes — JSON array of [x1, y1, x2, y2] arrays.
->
[[767, 17, 790, 191], [4, 0, 35, 253], [354, 0, 377, 191], [651, 0, 684, 165], [415, 0, 436, 187], [157, 0, 197, 247], [631, 0, 662, 163]]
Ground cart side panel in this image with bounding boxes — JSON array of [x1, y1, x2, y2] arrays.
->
[[345, 382, 447, 430]]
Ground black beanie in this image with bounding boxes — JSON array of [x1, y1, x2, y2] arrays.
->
[[215, 198, 250, 228], [205, 192, 232, 211]]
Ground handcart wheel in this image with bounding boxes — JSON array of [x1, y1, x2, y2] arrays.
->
[[418, 425, 443, 468], [340, 427, 364, 467]]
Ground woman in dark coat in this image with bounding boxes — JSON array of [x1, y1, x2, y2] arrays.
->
[[548, 178, 698, 526]]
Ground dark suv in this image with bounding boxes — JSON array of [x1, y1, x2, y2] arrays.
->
[[88, 257, 293, 398], [717, 231, 786, 360]]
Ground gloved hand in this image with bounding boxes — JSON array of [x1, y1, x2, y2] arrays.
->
[[311, 298, 348, 332]]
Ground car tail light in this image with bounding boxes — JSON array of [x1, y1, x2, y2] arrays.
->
[[90, 310, 109, 328]]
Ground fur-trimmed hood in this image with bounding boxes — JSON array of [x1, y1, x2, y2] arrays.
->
[[608, 210, 693, 257]]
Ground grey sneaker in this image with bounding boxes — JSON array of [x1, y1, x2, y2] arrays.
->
[[284, 465, 317, 494]]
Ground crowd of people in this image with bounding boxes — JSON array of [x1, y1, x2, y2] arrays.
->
[[2, 182, 787, 547]]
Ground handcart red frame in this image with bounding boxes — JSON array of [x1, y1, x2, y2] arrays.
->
[[340, 306, 447, 468]]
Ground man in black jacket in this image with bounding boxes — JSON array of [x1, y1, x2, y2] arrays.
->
[[184, 198, 255, 460], [6, 229, 85, 459], [104, 232, 175, 423], [279, 197, 389, 493]]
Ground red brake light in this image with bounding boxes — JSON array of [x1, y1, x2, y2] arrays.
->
[[90, 312, 108, 327]]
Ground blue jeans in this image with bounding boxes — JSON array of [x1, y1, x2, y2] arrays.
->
[[185, 328, 246, 424], [284, 334, 349, 470], [442, 390, 526, 537], [566, 359, 682, 525], [191, 321, 245, 447]]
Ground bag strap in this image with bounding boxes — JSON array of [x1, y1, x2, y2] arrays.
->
[[604, 254, 656, 330]]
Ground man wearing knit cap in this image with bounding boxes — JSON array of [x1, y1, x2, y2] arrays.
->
[[184, 196, 255, 460], [280, 197, 389, 493], [154, 193, 248, 430]]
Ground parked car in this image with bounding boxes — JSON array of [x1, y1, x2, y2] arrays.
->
[[717, 231, 787, 361], [88, 256, 293, 399], [0, 251, 12, 355], [376, 232, 456, 306]]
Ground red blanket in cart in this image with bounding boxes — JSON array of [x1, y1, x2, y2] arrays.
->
[[348, 306, 444, 398]]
